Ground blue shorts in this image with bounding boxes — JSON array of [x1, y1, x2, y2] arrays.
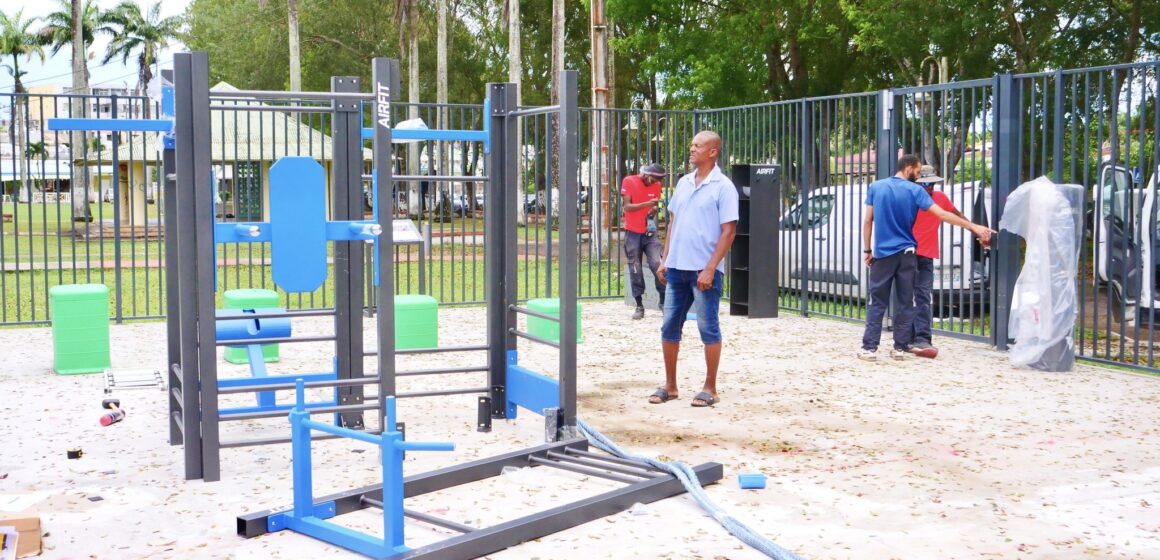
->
[[661, 269, 723, 345]]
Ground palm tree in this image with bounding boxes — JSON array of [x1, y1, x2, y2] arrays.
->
[[98, 0, 183, 118], [39, 0, 100, 222], [0, 9, 47, 204], [25, 141, 46, 196], [39, 0, 99, 70]]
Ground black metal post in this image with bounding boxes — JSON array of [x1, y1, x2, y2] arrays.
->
[[172, 54, 203, 480], [557, 70, 579, 438], [487, 83, 516, 419], [993, 74, 1023, 351], [332, 75, 367, 429], [372, 58, 401, 432], [186, 52, 221, 482]]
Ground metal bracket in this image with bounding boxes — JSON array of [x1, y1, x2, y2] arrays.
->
[[477, 397, 493, 432]]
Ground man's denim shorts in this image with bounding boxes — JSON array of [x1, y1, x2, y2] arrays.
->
[[660, 268, 723, 344]]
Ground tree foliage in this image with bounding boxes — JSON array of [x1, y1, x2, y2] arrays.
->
[[178, 0, 1159, 109]]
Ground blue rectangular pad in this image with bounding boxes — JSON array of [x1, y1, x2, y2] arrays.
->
[[269, 157, 328, 293]]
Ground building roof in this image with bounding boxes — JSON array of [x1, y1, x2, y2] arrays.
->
[[81, 82, 370, 165]]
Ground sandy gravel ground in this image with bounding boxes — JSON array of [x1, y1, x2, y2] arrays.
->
[[1, 300, 1158, 560]]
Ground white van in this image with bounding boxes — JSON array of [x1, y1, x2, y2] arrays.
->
[[778, 181, 993, 308], [1092, 162, 1160, 324]]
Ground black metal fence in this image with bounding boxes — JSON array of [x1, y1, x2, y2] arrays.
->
[[4, 61, 1160, 374]]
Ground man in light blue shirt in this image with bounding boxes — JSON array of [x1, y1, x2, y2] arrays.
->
[[648, 130, 739, 408]]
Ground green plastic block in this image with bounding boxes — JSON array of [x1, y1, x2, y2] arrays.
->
[[526, 298, 583, 344], [50, 284, 111, 375], [395, 295, 438, 349], [223, 289, 281, 364]]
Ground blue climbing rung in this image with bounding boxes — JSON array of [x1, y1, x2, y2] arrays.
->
[[48, 118, 173, 132], [360, 127, 487, 143]]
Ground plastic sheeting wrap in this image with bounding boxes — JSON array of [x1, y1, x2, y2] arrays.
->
[[999, 177, 1084, 371]]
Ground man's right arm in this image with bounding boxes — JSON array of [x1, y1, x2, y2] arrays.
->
[[928, 205, 993, 243]]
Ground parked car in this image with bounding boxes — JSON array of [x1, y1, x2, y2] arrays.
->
[[435, 192, 469, 217]]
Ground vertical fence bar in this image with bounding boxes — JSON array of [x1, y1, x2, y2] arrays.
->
[[992, 74, 1022, 351]]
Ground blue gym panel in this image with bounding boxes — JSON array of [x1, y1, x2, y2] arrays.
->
[[505, 350, 561, 419], [269, 157, 329, 293], [47, 117, 174, 132]]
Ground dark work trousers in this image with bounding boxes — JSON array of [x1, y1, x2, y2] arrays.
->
[[907, 256, 935, 345], [624, 231, 664, 301], [862, 250, 918, 351]]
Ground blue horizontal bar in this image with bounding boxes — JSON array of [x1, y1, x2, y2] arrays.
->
[[220, 399, 337, 417], [506, 363, 560, 419], [214, 222, 272, 243], [396, 440, 454, 452], [301, 418, 383, 446], [218, 371, 335, 389], [47, 117, 173, 132], [268, 501, 336, 532], [360, 127, 486, 143], [326, 220, 381, 241]]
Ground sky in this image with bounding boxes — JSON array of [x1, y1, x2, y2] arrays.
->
[[0, 0, 191, 94]]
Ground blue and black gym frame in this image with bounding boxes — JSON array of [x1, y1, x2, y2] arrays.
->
[[52, 51, 722, 560]]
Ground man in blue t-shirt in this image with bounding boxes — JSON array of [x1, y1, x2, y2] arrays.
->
[[858, 154, 993, 361]]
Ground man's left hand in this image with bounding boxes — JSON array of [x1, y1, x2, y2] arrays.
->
[[697, 268, 715, 291]]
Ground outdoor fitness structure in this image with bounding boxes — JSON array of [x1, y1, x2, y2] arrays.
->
[[51, 51, 723, 559]]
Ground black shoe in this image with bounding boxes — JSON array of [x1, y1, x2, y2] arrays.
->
[[632, 305, 645, 320]]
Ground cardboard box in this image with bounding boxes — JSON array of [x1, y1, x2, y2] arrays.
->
[[0, 512, 41, 558]]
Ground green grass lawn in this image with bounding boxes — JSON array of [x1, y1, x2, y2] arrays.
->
[[2, 258, 625, 325], [1, 202, 572, 265]]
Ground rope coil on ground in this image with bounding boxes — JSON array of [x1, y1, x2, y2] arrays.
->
[[577, 418, 805, 560]]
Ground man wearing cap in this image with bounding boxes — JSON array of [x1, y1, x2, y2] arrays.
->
[[858, 154, 992, 362], [621, 163, 667, 319], [904, 164, 966, 357]]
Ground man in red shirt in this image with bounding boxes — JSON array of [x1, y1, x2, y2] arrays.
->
[[622, 163, 666, 319], [906, 164, 965, 357]]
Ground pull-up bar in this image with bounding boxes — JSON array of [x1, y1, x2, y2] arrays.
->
[[48, 117, 174, 132]]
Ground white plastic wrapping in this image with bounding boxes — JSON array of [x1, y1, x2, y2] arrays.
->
[[998, 176, 1084, 371]]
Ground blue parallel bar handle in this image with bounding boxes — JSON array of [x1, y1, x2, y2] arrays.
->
[[325, 221, 382, 241], [47, 117, 173, 132], [301, 418, 382, 446], [213, 222, 272, 243], [396, 441, 454, 452]]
